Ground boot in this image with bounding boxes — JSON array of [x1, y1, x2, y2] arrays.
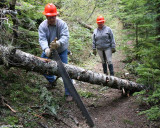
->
[[102, 62, 108, 75], [108, 64, 114, 76], [65, 95, 73, 102]]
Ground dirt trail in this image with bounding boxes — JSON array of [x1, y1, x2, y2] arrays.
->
[[40, 49, 153, 128], [67, 50, 151, 128]]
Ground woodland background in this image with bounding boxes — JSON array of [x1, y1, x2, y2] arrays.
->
[[0, 0, 160, 127]]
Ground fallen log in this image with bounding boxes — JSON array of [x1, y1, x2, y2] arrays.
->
[[0, 44, 145, 92], [77, 20, 93, 31]]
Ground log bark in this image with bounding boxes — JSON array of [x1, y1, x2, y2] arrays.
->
[[0, 44, 145, 92]]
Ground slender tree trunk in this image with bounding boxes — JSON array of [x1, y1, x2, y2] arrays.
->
[[0, 0, 6, 27], [9, 0, 18, 43], [156, 1, 160, 41], [0, 10, 3, 27], [0, 44, 145, 92], [135, 23, 139, 59], [135, 24, 138, 47], [86, 0, 97, 21]]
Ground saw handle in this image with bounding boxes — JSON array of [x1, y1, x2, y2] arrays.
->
[[50, 38, 58, 50]]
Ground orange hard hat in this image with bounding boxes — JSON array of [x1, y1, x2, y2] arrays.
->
[[43, 3, 58, 16], [96, 16, 105, 24]]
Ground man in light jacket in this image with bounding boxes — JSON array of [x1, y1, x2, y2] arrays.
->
[[38, 3, 73, 101]]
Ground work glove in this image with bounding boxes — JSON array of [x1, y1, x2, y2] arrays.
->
[[50, 40, 60, 50], [93, 49, 97, 56], [112, 48, 116, 53], [45, 48, 51, 57]]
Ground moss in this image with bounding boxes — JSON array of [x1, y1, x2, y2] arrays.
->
[[4, 116, 19, 125], [123, 119, 134, 125], [78, 90, 95, 98]]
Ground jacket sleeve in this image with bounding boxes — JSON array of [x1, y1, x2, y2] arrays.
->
[[58, 22, 69, 46], [109, 28, 116, 48], [92, 31, 96, 50], [38, 25, 49, 51]]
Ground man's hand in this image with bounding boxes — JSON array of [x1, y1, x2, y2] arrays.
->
[[112, 48, 116, 53], [45, 48, 51, 57], [50, 40, 60, 50], [93, 49, 97, 56]]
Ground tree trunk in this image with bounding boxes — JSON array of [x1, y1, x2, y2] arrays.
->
[[86, 0, 97, 22], [0, 44, 145, 92], [9, 0, 18, 42], [0, 0, 6, 27], [135, 23, 139, 59], [156, 0, 160, 41]]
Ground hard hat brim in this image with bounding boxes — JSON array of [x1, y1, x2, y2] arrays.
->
[[43, 12, 58, 16], [96, 20, 105, 23]]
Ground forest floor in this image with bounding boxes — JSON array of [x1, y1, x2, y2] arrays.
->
[[53, 50, 151, 128], [0, 49, 160, 128], [42, 49, 159, 128]]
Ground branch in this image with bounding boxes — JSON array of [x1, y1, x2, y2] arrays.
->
[[86, 0, 97, 21]]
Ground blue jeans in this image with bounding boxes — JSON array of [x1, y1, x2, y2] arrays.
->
[[41, 49, 71, 96]]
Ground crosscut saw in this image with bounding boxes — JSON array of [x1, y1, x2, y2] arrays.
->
[[50, 38, 94, 127]]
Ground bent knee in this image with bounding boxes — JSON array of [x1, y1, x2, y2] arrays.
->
[[108, 61, 112, 65]]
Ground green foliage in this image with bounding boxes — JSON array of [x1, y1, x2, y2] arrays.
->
[[139, 106, 160, 120], [16, 27, 41, 55], [69, 24, 92, 63], [116, 0, 160, 121], [123, 119, 134, 125], [16, 1, 44, 30], [1, 0, 159, 125], [60, 0, 95, 21], [4, 116, 19, 125], [78, 90, 95, 98], [0, 67, 40, 104], [40, 86, 59, 116], [147, 87, 160, 104]]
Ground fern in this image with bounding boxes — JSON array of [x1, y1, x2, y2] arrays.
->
[[40, 86, 58, 116], [139, 106, 160, 120]]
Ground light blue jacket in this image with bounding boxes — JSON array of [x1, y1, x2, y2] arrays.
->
[[92, 25, 115, 50], [38, 18, 69, 53]]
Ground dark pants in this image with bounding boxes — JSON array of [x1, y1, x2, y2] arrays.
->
[[41, 49, 71, 96]]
